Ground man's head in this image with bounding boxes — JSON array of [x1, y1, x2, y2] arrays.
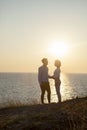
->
[[42, 58, 48, 66]]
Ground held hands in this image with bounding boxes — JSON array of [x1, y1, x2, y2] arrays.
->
[[48, 75, 55, 79]]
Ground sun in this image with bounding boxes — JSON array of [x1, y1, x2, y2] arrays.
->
[[48, 42, 69, 58]]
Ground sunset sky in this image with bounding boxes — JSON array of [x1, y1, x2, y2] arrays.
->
[[0, 0, 87, 73]]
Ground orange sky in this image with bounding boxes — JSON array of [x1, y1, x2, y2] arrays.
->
[[0, 0, 87, 73]]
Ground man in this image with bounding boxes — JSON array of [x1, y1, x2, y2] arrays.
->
[[38, 58, 51, 104]]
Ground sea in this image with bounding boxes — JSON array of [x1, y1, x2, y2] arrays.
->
[[0, 73, 87, 107]]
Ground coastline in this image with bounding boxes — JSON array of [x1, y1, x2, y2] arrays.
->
[[0, 97, 87, 130]]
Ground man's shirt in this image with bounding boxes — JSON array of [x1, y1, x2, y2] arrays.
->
[[38, 65, 49, 84]]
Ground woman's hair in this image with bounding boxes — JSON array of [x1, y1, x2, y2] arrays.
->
[[55, 59, 61, 67]]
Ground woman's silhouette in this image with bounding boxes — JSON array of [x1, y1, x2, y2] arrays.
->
[[51, 60, 61, 103]]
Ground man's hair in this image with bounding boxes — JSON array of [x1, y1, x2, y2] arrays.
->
[[42, 58, 48, 63]]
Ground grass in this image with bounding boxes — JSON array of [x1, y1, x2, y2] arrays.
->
[[0, 99, 40, 109], [0, 97, 87, 130]]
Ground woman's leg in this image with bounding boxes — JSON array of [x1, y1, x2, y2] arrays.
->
[[55, 84, 61, 102]]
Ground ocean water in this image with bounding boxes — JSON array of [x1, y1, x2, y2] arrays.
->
[[0, 73, 87, 107]]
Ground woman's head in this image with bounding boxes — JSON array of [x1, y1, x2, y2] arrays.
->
[[54, 59, 61, 68]]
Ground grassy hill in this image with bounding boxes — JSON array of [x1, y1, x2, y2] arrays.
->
[[0, 97, 87, 130]]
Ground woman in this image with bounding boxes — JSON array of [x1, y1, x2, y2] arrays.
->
[[52, 59, 61, 103]]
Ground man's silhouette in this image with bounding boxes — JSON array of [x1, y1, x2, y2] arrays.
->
[[38, 58, 51, 104]]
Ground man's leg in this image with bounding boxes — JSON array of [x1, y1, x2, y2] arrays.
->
[[40, 84, 45, 104], [46, 83, 51, 104]]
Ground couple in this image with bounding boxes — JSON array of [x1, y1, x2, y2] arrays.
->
[[38, 58, 61, 104]]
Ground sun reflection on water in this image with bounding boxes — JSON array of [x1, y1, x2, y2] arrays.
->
[[60, 73, 73, 101], [46, 73, 75, 103]]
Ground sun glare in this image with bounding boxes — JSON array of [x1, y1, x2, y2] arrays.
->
[[48, 42, 69, 58]]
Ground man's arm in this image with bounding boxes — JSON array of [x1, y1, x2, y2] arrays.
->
[[38, 68, 42, 84], [48, 75, 54, 79]]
